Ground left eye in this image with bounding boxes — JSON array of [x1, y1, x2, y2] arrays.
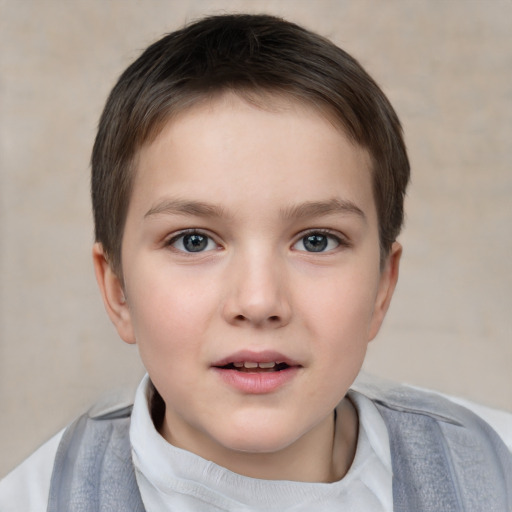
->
[[169, 232, 218, 253], [293, 233, 340, 253]]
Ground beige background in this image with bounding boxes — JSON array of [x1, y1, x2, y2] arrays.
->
[[1, 0, 511, 477]]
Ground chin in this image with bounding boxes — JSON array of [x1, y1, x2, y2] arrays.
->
[[213, 421, 301, 455]]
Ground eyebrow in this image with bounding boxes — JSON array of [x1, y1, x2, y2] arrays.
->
[[144, 197, 366, 222], [280, 198, 366, 222], [145, 198, 229, 219]]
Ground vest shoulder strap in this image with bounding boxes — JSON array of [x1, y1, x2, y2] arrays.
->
[[354, 374, 512, 512], [47, 405, 145, 512]]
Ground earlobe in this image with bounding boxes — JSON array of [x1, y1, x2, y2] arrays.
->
[[368, 241, 402, 341], [92, 243, 136, 344]]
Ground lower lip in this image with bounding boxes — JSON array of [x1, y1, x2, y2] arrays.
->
[[213, 367, 300, 394]]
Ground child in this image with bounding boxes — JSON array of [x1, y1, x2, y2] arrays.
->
[[1, 13, 511, 511]]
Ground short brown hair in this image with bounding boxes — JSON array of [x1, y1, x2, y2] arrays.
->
[[92, 13, 410, 275]]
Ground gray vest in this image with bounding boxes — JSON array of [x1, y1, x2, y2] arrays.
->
[[48, 380, 512, 511]]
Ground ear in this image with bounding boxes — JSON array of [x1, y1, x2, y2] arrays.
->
[[368, 241, 402, 341], [92, 243, 136, 344]]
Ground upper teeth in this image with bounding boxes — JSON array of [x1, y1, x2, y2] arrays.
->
[[233, 361, 277, 369]]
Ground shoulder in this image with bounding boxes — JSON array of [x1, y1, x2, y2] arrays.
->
[[0, 429, 64, 512], [353, 372, 512, 437], [352, 373, 512, 509], [440, 392, 512, 452], [0, 390, 135, 512], [352, 372, 512, 461]]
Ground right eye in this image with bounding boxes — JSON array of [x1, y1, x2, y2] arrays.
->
[[167, 231, 218, 253]]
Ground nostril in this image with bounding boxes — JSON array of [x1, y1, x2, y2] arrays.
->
[[233, 314, 281, 324]]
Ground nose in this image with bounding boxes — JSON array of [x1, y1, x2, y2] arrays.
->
[[221, 250, 292, 328]]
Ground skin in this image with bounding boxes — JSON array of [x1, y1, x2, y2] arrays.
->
[[93, 93, 401, 483]]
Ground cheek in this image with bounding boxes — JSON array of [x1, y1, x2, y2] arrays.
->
[[300, 267, 380, 341], [301, 278, 377, 396], [125, 268, 218, 359]]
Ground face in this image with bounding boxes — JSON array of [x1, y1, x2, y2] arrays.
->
[[94, 93, 400, 476]]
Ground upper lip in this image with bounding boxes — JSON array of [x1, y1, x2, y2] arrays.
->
[[211, 350, 301, 367]]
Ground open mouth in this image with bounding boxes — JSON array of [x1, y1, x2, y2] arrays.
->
[[217, 361, 292, 373], [212, 354, 301, 393]]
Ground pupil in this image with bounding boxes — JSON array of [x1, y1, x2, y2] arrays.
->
[[184, 234, 207, 252], [304, 234, 327, 252]]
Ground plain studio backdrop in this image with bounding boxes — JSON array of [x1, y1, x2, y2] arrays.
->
[[1, 0, 511, 477]]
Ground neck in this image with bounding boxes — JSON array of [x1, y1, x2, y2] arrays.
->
[[160, 397, 358, 483]]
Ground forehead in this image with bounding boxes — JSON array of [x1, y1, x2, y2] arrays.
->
[[130, 92, 375, 221]]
